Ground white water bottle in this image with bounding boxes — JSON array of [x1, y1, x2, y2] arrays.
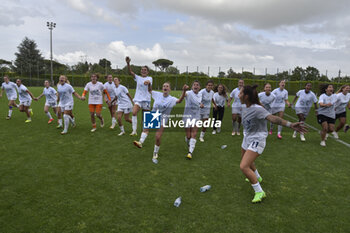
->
[[174, 197, 182, 207], [200, 185, 211, 192]]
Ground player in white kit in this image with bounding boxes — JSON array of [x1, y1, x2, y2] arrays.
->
[[199, 80, 216, 142], [15, 79, 35, 122], [183, 81, 203, 160], [82, 74, 111, 132], [104, 74, 117, 129], [133, 82, 188, 164], [239, 85, 306, 203], [291, 83, 318, 141], [125, 56, 153, 136], [228, 79, 244, 136], [212, 84, 228, 135], [57, 75, 83, 135], [0, 75, 19, 119], [110, 77, 134, 136], [270, 80, 291, 139], [258, 83, 275, 114], [35, 80, 59, 124], [317, 84, 337, 146], [333, 84, 350, 138]]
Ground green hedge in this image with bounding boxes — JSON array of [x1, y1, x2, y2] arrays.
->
[[3, 73, 348, 95]]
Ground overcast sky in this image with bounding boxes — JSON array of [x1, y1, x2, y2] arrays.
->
[[1, 0, 350, 77]]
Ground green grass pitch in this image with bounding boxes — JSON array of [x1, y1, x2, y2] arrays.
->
[[0, 87, 350, 232]]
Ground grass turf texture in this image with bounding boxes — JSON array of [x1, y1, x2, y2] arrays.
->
[[1, 87, 350, 233]]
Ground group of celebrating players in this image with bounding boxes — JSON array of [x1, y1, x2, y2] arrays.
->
[[1, 57, 349, 203]]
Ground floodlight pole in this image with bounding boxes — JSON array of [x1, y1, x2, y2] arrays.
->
[[47, 22, 56, 85]]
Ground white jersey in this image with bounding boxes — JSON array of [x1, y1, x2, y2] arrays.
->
[[16, 84, 31, 102], [271, 88, 288, 112], [213, 92, 227, 107], [57, 83, 75, 106], [295, 90, 317, 114], [230, 87, 241, 107], [258, 92, 275, 113], [43, 87, 57, 103], [152, 91, 178, 123], [84, 81, 105, 105], [104, 81, 116, 99], [183, 90, 202, 120], [335, 92, 350, 114], [242, 104, 271, 140], [199, 88, 214, 113], [317, 93, 337, 119], [1, 81, 17, 99], [133, 74, 152, 102], [114, 84, 132, 108]]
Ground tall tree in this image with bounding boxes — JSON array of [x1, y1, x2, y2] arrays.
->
[[152, 59, 173, 71], [305, 66, 320, 81], [14, 37, 44, 76], [291, 66, 305, 81], [98, 58, 111, 69]]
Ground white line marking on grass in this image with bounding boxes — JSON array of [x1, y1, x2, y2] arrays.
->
[[284, 113, 350, 148]]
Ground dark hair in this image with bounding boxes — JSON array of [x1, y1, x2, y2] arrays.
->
[[192, 80, 200, 86], [91, 73, 99, 79], [242, 85, 261, 105], [142, 66, 150, 72], [263, 83, 271, 88], [206, 80, 214, 85], [214, 84, 227, 97], [320, 84, 333, 94], [305, 82, 312, 87]]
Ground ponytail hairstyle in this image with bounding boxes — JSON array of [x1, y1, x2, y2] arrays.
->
[[242, 85, 261, 105], [320, 84, 332, 94], [336, 84, 349, 94]]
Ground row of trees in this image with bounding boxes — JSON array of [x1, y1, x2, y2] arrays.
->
[[1, 37, 350, 82]]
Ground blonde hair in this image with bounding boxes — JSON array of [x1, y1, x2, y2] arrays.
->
[[336, 84, 349, 94]]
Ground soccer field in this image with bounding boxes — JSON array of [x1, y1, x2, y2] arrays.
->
[[1, 87, 350, 233]]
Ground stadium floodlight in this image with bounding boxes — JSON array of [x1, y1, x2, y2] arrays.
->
[[47, 22, 56, 85]]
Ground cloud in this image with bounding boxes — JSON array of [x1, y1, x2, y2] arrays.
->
[[0, 5, 45, 27]]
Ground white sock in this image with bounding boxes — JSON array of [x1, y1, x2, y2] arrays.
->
[[112, 117, 116, 124], [232, 121, 237, 131], [254, 169, 261, 179], [8, 109, 13, 117], [154, 145, 160, 154], [278, 125, 282, 134], [69, 116, 74, 125], [200, 131, 205, 139], [58, 119, 62, 125], [189, 138, 196, 153], [251, 182, 263, 193], [63, 114, 70, 131], [46, 112, 52, 119], [139, 132, 148, 144], [119, 125, 125, 132], [132, 115, 137, 132]]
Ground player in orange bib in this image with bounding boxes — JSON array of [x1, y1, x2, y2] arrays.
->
[[82, 74, 111, 132]]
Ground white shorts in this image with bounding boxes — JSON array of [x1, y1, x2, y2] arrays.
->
[[8, 95, 17, 101], [45, 101, 58, 108], [200, 112, 210, 119], [295, 107, 310, 117], [117, 106, 132, 114], [20, 99, 32, 107], [272, 107, 285, 114], [135, 101, 151, 110], [241, 137, 266, 155], [59, 104, 74, 111], [232, 106, 242, 115]]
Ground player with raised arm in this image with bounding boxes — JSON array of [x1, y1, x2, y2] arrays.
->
[[125, 56, 153, 137], [183, 81, 203, 160], [333, 84, 350, 138], [317, 84, 337, 146], [228, 79, 244, 136], [133, 82, 187, 164], [104, 74, 118, 129], [35, 80, 59, 124], [212, 84, 228, 134], [82, 74, 111, 132], [291, 83, 318, 141], [199, 80, 216, 142], [15, 79, 35, 123], [110, 77, 134, 136], [270, 80, 291, 138], [57, 75, 83, 135], [0, 75, 19, 119], [239, 85, 306, 203]]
